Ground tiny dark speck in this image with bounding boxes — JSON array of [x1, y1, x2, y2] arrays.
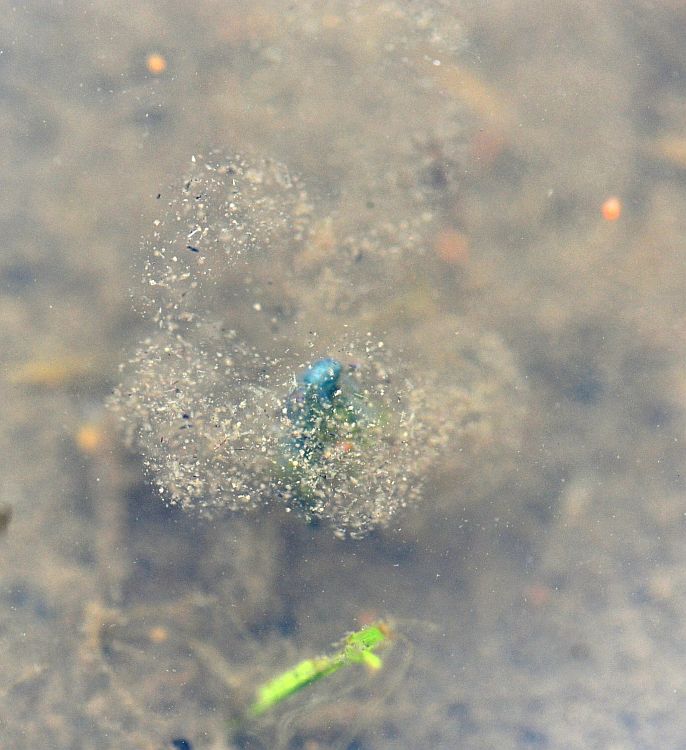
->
[[186, 245, 199, 253], [425, 163, 448, 189], [156, 193, 161, 199]]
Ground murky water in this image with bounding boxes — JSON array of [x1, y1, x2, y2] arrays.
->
[[2, 2, 686, 748]]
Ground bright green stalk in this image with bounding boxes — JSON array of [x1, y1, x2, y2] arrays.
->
[[248, 622, 391, 718]]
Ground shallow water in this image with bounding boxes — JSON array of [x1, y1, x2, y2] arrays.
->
[[2, 2, 686, 748]]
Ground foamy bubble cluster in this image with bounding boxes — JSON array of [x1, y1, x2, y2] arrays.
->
[[137, 152, 311, 337], [112, 325, 459, 537], [110, 151, 517, 537]]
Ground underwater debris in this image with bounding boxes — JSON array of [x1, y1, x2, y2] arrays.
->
[[110, 151, 519, 538], [111, 327, 451, 538], [136, 151, 311, 336]]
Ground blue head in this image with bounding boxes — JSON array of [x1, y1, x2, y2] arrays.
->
[[301, 357, 343, 401]]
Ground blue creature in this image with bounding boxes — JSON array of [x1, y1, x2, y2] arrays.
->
[[284, 358, 345, 457], [280, 357, 370, 512], [287, 357, 341, 417], [279, 357, 382, 522]]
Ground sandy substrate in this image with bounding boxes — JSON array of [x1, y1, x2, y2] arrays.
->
[[1, 2, 686, 748]]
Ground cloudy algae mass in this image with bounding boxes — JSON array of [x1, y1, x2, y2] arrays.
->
[[109, 152, 523, 538]]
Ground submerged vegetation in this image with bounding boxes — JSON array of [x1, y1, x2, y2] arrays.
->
[[248, 621, 392, 719]]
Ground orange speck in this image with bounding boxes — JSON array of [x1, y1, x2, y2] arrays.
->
[[75, 424, 103, 454], [146, 53, 167, 76], [601, 196, 622, 221], [148, 626, 169, 644], [433, 228, 470, 266]]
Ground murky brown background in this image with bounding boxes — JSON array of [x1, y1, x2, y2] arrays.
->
[[2, 1, 686, 748]]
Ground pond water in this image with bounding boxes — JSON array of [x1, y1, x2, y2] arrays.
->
[[2, 2, 686, 748]]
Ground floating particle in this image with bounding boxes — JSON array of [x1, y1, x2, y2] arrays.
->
[[601, 196, 622, 221], [146, 53, 167, 75], [148, 625, 169, 644], [75, 423, 105, 455]]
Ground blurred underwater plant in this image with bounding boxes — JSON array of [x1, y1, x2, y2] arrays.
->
[[247, 620, 392, 719]]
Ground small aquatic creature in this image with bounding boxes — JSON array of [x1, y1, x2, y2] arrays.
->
[[284, 358, 350, 456], [286, 358, 343, 427], [280, 357, 369, 511], [248, 621, 391, 718], [299, 357, 343, 399]]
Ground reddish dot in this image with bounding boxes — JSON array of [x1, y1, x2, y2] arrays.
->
[[601, 196, 622, 221], [146, 53, 167, 75]]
